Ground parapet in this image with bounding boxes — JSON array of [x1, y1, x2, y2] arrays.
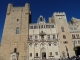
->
[[53, 12, 66, 16], [25, 3, 30, 14], [7, 3, 13, 15], [6, 3, 30, 15]]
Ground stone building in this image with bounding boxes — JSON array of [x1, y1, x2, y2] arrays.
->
[[0, 3, 80, 60]]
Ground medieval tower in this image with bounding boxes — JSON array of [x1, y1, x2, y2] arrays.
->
[[0, 3, 31, 60], [49, 12, 75, 57]]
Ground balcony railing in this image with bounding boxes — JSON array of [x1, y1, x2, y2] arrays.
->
[[28, 38, 58, 42], [72, 37, 80, 39]]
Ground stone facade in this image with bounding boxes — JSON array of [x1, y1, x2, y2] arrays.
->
[[0, 3, 80, 60], [0, 3, 31, 60]]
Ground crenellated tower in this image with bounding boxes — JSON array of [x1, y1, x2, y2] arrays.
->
[[50, 12, 75, 58], [0, 3, 31, 60]]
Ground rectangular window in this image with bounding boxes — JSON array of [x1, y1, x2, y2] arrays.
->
[[47, 35, 50, 40], [76, 34, 79, 38], [74, 27, 77, 30], [29, 36, 32, 40], [41, 25, 43, 28], [16, 27, 19, 34], [61, 27, 64, 32], [30, 53, 32, 57], [36, 53, 38, 56], [50, 52, 52, 56], [63, 35, 66, 39], [46, 25, 50, 28], [53, 35, 55, 39], [55, 52, 58, 55], [35, 35, 38, 40], [34, 25, 38, 29], [29, 26, 33, 29], [51, 25, 54, 28], [72, 34, 75, 38], [44, 25, 45, 28], [78, 40, 80, 44], [70, 27, 73, 30]]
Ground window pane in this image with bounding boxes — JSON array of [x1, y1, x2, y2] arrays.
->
[[41, 25, 43, 28], [47, 35, 50, 39], [51, 25, 54, 28], [16, 27, 19, 34], [74, 27, 77, 30], [61, 27, 64, 32], [46, 25, 50, 28], [36, 53, 38, 56], [53, 35, 55, 39], [30, 26, 33, 29], [29, 36, 32, 40], [55, 52, 58, 55], [49, 44, 51, 46], [30, 53, 32, 57], [63, 35, 66, 39], [35, 35, 38, 40], [34, 25, 38, 29]]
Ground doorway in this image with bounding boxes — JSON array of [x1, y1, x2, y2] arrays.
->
[[75, 46, 80, 56], [42, 52, 46, 59]]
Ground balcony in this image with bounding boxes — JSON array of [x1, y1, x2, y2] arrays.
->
[[47, 39, 58, 42], [72, 37, 80, 39]]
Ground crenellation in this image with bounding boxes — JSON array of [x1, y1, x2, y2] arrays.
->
[[7, 3, 13, 15]]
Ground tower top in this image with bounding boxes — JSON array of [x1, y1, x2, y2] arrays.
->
[[53, 12, 66, 16]]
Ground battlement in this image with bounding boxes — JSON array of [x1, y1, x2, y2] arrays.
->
[[53, 12, 66, 16], [7, 3, 30, 15]]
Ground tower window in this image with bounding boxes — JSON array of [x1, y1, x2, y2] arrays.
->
[[14, 48, 17, 52], [17, 19, 19, 22], [78, 40, 80, 44], [61, 27, 64, 32], [63, 35, 66, 39], [55, 52, 58, 55], [50, 52, 52, 56], [16, 27, 20, 34], [36, 53, 38, 56], [72, 34, 75, 38], [30, 53, 32, 57]]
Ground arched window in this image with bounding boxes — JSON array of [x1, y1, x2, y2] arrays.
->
[[29, 43, 32, 47], [35, 43, 37, 47], [61, 27, 64, 32]]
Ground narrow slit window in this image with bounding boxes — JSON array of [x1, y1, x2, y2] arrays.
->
[[16, 27, 20, 34]]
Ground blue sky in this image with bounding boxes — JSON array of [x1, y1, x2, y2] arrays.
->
[[0, 0, 80, 42]]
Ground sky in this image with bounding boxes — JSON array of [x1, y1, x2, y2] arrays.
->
[[0, 0, 80, 42]]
